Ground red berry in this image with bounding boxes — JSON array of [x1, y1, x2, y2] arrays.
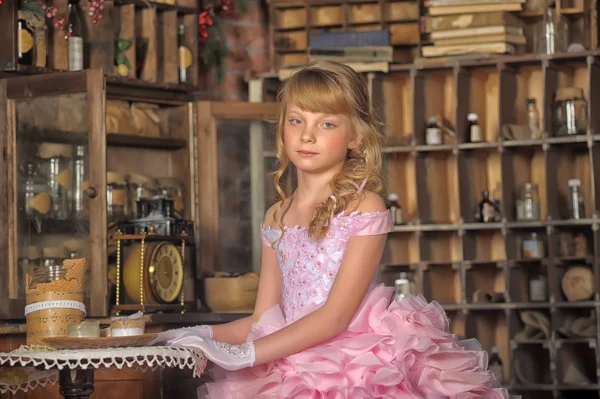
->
[[99, 4, 104, 10], [98, 14, 103, 20], [52, 6, 57, 12], [92, 19, 97, 24], [41, 3, 47, 9]]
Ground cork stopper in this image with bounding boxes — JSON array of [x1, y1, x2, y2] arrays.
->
[[37, 143, 73, 159]]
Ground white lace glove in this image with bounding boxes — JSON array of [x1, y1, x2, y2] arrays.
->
[[167, 333, 255, 371], [150, 325, 213, 345]]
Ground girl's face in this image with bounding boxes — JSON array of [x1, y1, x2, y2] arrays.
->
[[283, 103, 357, 174]]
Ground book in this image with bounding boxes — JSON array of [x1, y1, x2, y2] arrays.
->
[[423, 11, 523, 32], [308, 46, 393, 62], [421, 42, 516, 57], [427, 2, 523, 16], [433, 33, 526, 45], [425, 0, 525, 6], [278, 61, 390, 80], [430, 25, 523, 39], [309, 30, 390, 49]]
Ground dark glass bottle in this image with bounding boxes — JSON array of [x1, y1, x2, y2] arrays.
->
[[475, 190, 496, 223], [18, 17, 34, 65], [489, 346, 504, 384]]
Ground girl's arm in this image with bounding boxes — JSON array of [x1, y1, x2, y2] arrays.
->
[[209, 205, 282, 345], [210, 244, 281, 344], [252, 193, 387, 364]]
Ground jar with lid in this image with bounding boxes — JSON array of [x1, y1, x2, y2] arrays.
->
[[107, 171, 127, 220], [127, 173, 157, 218], [568, 178, 586, 220], [516, 183, 540, 221], [37, 143, 73, 221], [425, 116, 443, 145], [386, 193, 403, 225], [467, 113, 483, 143], [522, 232, 544, 259], [27, 263, 70, 292], [554, 87, 587, 136], [394, 272, 416, 301], [20, 162, 51, 230], [42, 246, 66, 268], [534, 2, 568, 55], [18, 245, 41, 297]]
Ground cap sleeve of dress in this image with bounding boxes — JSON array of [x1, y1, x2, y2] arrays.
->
[[351, 211, 394, 237]]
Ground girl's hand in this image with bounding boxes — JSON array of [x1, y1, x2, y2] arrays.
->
[[151, 325, 213, 345], [168, 333, 256, 371]]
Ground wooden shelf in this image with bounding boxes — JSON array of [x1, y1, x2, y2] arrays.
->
[[114, 0, 198, 14], [107, 133, 188, 149]]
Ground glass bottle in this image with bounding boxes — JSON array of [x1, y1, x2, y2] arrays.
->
[[394, 272, 416, 302], [178, 24, 188, 84], [68, 0, 83, 71], [516, 183, 540, 221], [530, 273, 547, 302], [425, 116, 442, 145], [489, 346, 504, 384], [535, 1, 567, 55], [568, 178, 585, 220], [73, 145, 88, 220], [107, 171, 127, 220], [475, 190, 496, 223], [526, 98, 541, 139], [467, 113, 482, 143], [18, 17, 34, 65], [387, 193, 403, 225], [38, 143, 73, 221]]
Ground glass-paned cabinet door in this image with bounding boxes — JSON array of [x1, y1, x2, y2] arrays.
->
[[194, 102, 278, 278], [0, 70, 107, 318]]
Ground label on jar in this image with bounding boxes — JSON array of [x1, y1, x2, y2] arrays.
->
[[522, 238, 543, 258], [56, 169, 73, 190], [390, 206, 403, 225], [68, 36, 84, 71], [482, 203, 495, 222], [19, 28, 34, 53], [530, 277, 547, 301], [426, 127, 442, 145], [179, 46, 193, 68]]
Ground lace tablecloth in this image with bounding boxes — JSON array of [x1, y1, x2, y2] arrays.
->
[[0, 346, 207, 394]]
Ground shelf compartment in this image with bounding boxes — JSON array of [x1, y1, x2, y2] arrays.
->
[[419, 231, 461, 263], [508, 261, 548, 303], [546, 60, 588, 138], [374, 72, 413, 144], [501, 146, 548, 222], [385, 152, 418, 224], [382, 232, 420, 266], [419, 152, 460, 224], [463, 229, 506, 262], [511, 344, 553, 385], [510, 309, 552, 342], [556, 342, 598, 386], [464, 262, 506, 304], [553, 307, 597, 340], [465, 67, 500, 143], [458, 148, 503, 223], [414, 68, 456, 146], [546, 145, 593, 221], [549, 225, 594, 263], [552, 263, 595, 304], [422, 262, 461, 305], [464, 310, 509, 379]]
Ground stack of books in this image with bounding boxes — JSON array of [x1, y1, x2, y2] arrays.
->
[[307, 30, 393, 66], [421, 2, 527, 59]]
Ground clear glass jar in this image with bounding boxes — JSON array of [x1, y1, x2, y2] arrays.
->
[[18, 245, 41, 297], [534, 6, 568, 55], [554, 87, 588, 136], [38, 143, 73, 221], [568, 178, 586, 219], [20, 162, 51, 229], [516, 183, 541, 221], [27, 263, 69, 291], [107, 171, 127, 220], [42, 246, 66, 268], [522, 232, 544, 259]]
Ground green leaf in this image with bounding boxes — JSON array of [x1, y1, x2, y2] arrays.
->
[[21, 0, 44, 15], [117, 38, 131, 51], [123, 56, 132, 69]]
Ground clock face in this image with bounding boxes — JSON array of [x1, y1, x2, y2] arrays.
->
[[149, 242, 184, 303]]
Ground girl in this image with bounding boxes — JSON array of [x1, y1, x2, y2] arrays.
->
[[156, 61, 510, 398]]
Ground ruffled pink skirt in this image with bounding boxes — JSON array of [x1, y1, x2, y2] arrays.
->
[[198, 285, 510, 398]]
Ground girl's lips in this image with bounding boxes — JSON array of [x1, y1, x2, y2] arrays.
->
[[297, 150, 318, 156]]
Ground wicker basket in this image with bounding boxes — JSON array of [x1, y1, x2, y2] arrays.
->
[[204, 274, 259, 313]]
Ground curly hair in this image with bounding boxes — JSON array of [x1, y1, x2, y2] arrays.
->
[[272, 61, 386, 241]]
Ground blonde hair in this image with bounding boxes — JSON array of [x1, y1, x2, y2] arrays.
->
[[272, 61, 386, 241]]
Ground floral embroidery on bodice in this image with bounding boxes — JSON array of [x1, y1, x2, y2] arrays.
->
[[261, 210, 393, 324]]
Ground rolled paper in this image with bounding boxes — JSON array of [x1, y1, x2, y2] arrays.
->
[[67, 320, 100, 338]]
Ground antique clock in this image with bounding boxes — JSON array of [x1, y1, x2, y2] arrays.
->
[[122, 241, 184, 304]]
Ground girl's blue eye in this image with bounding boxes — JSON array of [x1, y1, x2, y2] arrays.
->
[[289, 119, 301, 125], [323, 122, 336, 129]]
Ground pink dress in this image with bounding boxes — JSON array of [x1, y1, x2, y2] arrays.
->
[[199, 211, 510, 398]]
